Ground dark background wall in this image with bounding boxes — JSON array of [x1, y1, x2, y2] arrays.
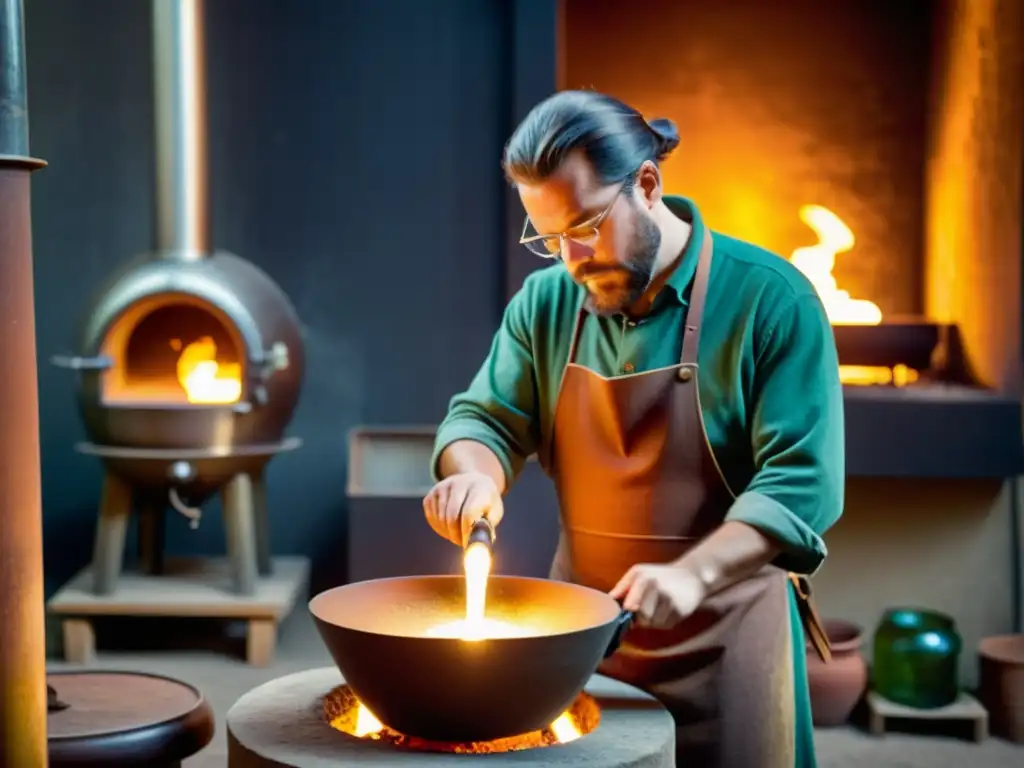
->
[[26, 0, 556, 595]]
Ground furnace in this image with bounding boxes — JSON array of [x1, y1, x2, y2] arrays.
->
[[50, 0, 305, 598], [226, 668, 675, 767], [560, 0, 1024, 481], [46, 0, 310, 669]]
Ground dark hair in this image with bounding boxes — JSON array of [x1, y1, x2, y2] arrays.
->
[[502, 90, 680, 186]]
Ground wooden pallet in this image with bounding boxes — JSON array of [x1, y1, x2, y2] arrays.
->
[[866, 690, 989, 742], [47, 556, 310, 667]]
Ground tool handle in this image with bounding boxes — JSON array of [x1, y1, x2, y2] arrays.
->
[[466, 518, 495, 550], [604, 607, 635, 658]]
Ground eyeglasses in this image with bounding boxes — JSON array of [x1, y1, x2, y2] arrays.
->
[[518, 183, 626, 259]]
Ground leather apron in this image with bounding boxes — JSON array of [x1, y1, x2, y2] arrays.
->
[[548, 230, 796, 767]]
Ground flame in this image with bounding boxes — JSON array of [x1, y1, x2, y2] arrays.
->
[[354, 703, 384, 738], [173, 336, 242, 404], [790, 205, 918, 386], [549, 712, 582, 743]]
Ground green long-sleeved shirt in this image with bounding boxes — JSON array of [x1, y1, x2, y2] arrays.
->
[[432, 195, 844, 575]]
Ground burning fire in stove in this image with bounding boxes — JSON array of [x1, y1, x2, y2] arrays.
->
[[330, 534, 588, 750], [790, 204, 919, 387], [170, 336, 242, 404]]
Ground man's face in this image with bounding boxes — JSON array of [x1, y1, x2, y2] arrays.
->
[[517, 152, 662, 316]]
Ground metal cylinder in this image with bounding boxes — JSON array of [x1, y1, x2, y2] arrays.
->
[[152, 0, 209, 258], [0, 0, 48, 764], [466, 518, 495, 551]]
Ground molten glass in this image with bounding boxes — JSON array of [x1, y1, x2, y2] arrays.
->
[[424, 541, 537, 640], [415, 531, 586, 746]]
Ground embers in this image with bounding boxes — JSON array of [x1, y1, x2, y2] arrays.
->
[[323, 685, 599, 754]]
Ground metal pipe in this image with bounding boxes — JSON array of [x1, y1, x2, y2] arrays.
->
[[0, 0, 49, 764], [466, 518, 496, 552], [152, 0, 210, 258]]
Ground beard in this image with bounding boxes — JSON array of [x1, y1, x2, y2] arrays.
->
[[581, 211, 661, 317]]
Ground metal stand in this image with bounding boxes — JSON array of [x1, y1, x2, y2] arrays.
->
[[0, 0, 48, 764]]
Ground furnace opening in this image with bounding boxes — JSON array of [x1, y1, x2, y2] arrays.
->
[[559, 0, 1022, 392], [101, 296, 245, 406]]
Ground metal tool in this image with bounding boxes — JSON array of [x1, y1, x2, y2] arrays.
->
[[465, 517, 496, 551]]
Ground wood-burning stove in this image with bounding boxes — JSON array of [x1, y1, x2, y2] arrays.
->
[[52, 0, 305, 598]]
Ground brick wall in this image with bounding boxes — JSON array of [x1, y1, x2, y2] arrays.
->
[[925, 0, 1023, 391]]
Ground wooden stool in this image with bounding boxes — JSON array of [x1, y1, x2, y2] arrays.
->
[[47, 670, 214, 767], [866, 690, 989, 742], [90, 468, 271, 597], [76, 438, 303, 598]]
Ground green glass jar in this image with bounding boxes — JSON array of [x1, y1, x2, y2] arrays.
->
[[872, 608, 962, 708]]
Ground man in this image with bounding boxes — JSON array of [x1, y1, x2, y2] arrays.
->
[[423, 90, 843, 768]]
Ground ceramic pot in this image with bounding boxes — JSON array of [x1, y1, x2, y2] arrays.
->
[[806, 619, 868, 726], [978, 634, 1024, 743]]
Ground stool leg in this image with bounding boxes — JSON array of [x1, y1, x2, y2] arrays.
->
[[91, 472, 132, 595], [61, 618, 95, 664], [221, 472, 258, 595], [253, 471, 272, 576], [137, 498, 166, 575], [246, 618, 276, 666]]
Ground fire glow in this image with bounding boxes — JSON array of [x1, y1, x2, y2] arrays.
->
[[326, 683, 599, 753], [345, 539, 584, 745], [790, 204, 918, 387], [172, 335, 242, 404]]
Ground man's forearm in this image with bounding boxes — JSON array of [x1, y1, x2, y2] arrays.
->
[[673, 520, 781, 597], [437, 440, 507, 494]]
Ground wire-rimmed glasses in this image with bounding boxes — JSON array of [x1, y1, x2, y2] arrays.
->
[[518, 183, 626, 259]]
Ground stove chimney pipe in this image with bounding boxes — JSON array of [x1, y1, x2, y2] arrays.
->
[[152, 0, 210, 259], [0, 0, 49, 764]]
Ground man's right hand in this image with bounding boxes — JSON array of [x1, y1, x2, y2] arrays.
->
[[422, 472, 504, 547]]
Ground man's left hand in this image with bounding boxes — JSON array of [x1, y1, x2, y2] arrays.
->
[[609, 563, 708, 629]]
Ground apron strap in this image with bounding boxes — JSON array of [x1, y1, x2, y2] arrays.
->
[[569, 225, 715, 368], [679, 228, 715, 366], [567, 306, 587, 365], [789, 574, 832, 663]]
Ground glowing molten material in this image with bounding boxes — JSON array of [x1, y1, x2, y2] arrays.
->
[[424, 540, 535, 641], [173, 336, 242, 404], [790, 205, 918, 387], [346, 536, 584, 745]]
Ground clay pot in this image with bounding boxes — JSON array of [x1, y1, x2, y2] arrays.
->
[[978, 634, 1024, 743], [806, 619, 868, 727]]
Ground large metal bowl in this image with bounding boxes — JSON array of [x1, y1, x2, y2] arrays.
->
[[309, 574, 631, 742]]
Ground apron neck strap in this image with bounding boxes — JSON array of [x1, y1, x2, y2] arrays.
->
[[568, 303, 587, 365], [679, 228, 715, 367], [566, 227, 716, 367]]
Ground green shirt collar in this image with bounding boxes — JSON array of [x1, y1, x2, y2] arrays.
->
[[661, 196, 706, 307]]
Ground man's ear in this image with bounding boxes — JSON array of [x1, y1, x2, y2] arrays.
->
[[634, 160, 662, 209]]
